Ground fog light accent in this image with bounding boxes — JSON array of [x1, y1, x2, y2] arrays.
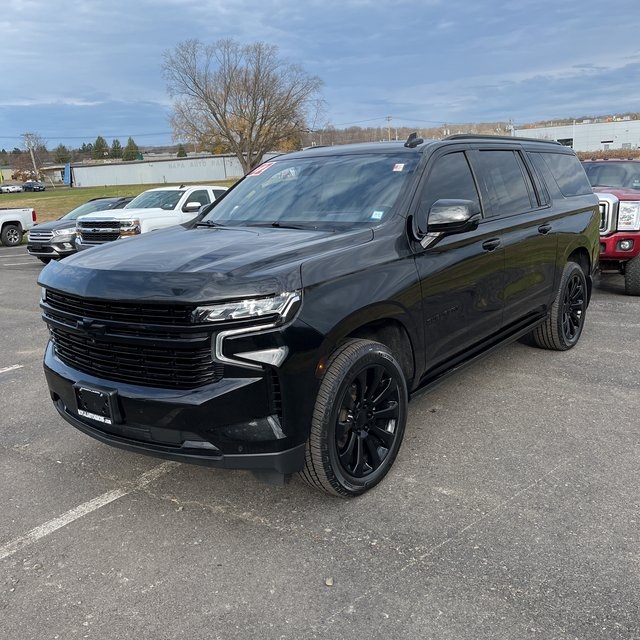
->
[[618, 239, 634, 251], [236, 346, 288, 367], [181, 440, 220, 451]]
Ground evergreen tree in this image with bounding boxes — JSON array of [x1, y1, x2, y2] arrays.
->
[[176, 144, 187, 158], [122, 137, 140, 161], [54, 144, 71, 164], [110, 139, 123, 159], [92, 136, 109, 159]]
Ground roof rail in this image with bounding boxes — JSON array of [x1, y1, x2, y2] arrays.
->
[[445, 134, 562, 145]]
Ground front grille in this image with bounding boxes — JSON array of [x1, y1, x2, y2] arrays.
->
[[50, 325, 223, 389], [29, 229, 54, 242], [79, 231, 120, 242], [45, 289, 195, 325], [78, 220, 121, 229], [595, 192, 618, 236], [43, 290, 222, 389]]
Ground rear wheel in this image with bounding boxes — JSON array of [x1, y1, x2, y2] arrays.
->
[[300, 339, 408, 497], [530, 261, 587, 350], [1, 224, 22, 247], [624, 255, 640, 296]]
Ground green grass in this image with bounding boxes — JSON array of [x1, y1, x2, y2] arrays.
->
[[0, 180, 238, 223]]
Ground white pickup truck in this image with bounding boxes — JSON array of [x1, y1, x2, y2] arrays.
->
[[0, 206, 37, 246], [75, 184, 228, 251]]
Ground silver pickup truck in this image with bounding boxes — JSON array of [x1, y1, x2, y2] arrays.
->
[[0, 206, 37, 246]]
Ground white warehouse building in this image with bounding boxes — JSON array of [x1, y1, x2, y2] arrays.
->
[[514, 119, 640, 152], [70, 154, 244, 188]]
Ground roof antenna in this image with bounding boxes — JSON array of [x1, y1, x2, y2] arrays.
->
[[404, 132, 423, 148]]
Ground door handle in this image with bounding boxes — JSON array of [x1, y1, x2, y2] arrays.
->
[[538, 223, 552, 234], [482, 238, 501, 251]]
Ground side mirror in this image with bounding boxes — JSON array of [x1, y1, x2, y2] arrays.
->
[[427, 199, 481, 234], [183, 201, 202, 212]]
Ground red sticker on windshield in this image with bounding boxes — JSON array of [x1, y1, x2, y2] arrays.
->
[[248, 162, 275, 176]]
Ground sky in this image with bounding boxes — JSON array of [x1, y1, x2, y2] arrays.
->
[[1, 0, 640, 150]]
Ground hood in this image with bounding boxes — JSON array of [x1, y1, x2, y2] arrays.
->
[[39, 224, 373, 303], [78, 207, 169, 220], [30, 219, 76, 231], [592, 186, 640, 200]]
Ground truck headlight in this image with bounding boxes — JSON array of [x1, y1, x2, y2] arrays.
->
[[618, 202, 640, 231], [193, 291, 301, 324], [51, 229, 75, 239], [120, 219, 141, 236]]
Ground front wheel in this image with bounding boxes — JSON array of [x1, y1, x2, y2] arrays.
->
[[530, 261, 587, 350], [300, 339, 408, 497], [1, 224, 22, 247], [624, 255, 640, 296]]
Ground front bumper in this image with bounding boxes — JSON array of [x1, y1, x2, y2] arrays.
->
[[599, 232, 640, 263], [27, 241, 76, 259], [43, 341, 308, 474]]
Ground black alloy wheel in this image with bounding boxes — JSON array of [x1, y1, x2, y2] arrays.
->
[[530, 261, 587, 351], [301, 339, 408, 497]]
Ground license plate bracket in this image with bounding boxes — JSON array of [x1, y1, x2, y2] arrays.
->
[[74, 382, 122, 425]]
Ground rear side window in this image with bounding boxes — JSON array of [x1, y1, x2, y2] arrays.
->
[[539, 152, 592, 197], [473, 150, 535, 217]]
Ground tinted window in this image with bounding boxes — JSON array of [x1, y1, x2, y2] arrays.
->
[[419, 152, 480, 219], [541, 153, 593, 196], [186, 190, 211, 206], [474, 150, 534, 217]]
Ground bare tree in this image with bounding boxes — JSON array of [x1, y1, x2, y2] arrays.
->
[[22, 132, 47, 178], [163, 39, 323, 173]]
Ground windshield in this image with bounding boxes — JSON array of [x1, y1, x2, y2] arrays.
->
[[63, 200, 117, 220], [583, 162, 640, 190], [203, 153, 418, 228], [125, 190, 185, 210]]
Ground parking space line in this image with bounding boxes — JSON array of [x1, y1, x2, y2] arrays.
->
[[2, 262, 38, 266], [0, 364, 23, 375], [0, 461, 177, 561]]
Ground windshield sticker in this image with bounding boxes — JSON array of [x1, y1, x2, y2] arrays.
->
[[393, 163, 405, 172], [371, 210, 385, 220], [248, 162, 275, 176]]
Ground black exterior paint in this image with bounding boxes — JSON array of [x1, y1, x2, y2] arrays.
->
[[39, 137, 600, 476]]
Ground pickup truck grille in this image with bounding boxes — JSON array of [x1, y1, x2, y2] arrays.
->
[[28, 229, 54, 242], [77, 220, 121, 243], [594, 192, 618, 236], [42, 290, 221, 389]]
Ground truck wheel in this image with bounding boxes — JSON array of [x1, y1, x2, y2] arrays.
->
[[624, 255, 640, 296], [530, 261, 587, 350], [300, 339, 408, 497], [1, 224, 22, 247]]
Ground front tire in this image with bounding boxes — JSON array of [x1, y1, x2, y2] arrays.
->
[[300, 339, 408, 497], [624, 255, 640, 296], [1, 224, 22, 247], [530, 261, 587, 350]]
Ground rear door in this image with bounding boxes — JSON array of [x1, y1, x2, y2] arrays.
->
[[469, 146, 557, 327]]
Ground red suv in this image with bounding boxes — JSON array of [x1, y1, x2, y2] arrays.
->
[[582, 159, 640, 295]]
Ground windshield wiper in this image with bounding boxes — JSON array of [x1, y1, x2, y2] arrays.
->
[[194, 220, 222, 228], [247, 221, 319, 230]]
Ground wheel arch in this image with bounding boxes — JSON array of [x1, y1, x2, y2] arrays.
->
[[567, 246, 592, 304]]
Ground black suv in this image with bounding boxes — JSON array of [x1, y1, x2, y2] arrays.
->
[[39, 135, 600, 496]]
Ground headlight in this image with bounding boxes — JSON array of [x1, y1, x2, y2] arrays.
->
[[51, 229, 75, 238], [618, 202, 640, 231], [120, 219, 141, 236], [193, 291, 301, 324]]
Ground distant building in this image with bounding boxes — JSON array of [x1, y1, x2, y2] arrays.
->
[[67, 154, 244, 188], [514, 119, 640, 152]]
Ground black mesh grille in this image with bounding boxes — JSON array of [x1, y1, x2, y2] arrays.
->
[[78, 220, 121, 229], [45, 289, 195, 325], [79, 231, 120, 242], [50, 326, 223, 389]]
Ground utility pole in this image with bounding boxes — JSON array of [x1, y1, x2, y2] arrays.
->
[[385, 116, 392, 142]]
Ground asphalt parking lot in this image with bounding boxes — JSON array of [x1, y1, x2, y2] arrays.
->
[[1, 244, 639, 640]]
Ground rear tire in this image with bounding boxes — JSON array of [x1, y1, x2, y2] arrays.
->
[[530, 262, 587, 350], [1, 224, 22, 247], [300, 339, 408, 497], [624, 255, 640, 296]]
